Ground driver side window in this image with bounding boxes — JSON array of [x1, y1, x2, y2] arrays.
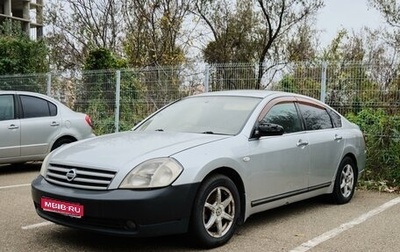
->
[[263, 102, 302, 133]]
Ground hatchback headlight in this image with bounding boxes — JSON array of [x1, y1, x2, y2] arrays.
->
[[119, 158, 183, 189]]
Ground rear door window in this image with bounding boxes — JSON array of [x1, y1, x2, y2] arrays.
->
[[20, 95, 57, 118], [298, 103, 333, 130]]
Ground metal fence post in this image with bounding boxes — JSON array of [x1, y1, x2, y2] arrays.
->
[[204, 64, 210, 92], [115, 70, 121, 133], [320, 62, 327, 103], [46, 72, 51, 96]]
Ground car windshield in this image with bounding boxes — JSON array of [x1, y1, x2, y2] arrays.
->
[[135, 95, 262, 135]]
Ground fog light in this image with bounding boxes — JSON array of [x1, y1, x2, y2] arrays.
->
[[125, 220, 137, 230]]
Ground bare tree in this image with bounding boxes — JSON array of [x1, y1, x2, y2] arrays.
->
[[194, 0, 260, 63], [195, 0, 323, 88], [45, 0, 124, 70], [369, 0, 400, 50], [122, 0, 193, 67], [255, 0, 324, 88]]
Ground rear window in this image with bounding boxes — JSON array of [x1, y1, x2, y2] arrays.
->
[[298, 103, 333, 130], [327, 109, 342, 128]]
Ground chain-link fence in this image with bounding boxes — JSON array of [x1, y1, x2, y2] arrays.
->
[[2, 61, 400, 183], [208, 62, 400, 114], [0, 61, 399, 134]]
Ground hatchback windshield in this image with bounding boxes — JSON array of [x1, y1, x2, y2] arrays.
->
[[135, 96, 262, 135]]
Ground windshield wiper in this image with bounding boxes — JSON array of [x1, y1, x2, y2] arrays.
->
[[202, 131, 231, 135]]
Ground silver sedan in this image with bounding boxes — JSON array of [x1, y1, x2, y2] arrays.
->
[[31, 90, 366, 248], [0, 91, 95, 164]]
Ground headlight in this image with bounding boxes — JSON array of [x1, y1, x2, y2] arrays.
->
[[40, 154, 51, 177], [119, 158, 183, 189]]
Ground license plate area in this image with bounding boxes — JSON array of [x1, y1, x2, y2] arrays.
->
[[41, 197, 84, 218]]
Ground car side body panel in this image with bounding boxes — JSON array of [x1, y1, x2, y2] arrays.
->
[[0, 91, 95, 164], [306, 128, 345, 189], [20, 116, 62, 156], [0, 118, 21, 159]]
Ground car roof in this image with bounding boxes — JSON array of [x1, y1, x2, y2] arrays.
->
[[0, 90, 52, 99], [0, 90, 45, 95], [191, 90, 328, 108], [193, 90, 287, 98], [0, 90, 63, 105], [192, 90, 311, 99]]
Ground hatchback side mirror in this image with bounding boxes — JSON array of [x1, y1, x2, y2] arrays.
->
[[255, 122, 284, 137]]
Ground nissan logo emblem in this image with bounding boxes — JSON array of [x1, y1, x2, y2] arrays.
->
[[66, 169, 77, 182]]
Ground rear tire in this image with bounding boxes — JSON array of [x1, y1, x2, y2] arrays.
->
[[190, 174, 240, 248], [331, 157, 357, 204]]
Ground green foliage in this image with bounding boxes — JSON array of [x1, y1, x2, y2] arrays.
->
[[78, 49, 147, 134], [287, 22, 318, 62], [84, 48, 127, 70], [84, 98, 115, 135], [278, 75, 299, 93], [275, 65, 321, 99], [0, 20, 48, 92], [118, 70, 147, 131], [0, 19, 25, 37], [78, 49, 120, 134], [86, 71, 148, 135], [209, 63, 258, 90], [0, 36, 48, 75], [347, 108, 400, 187], [201, 1, 261, 90], [202, 0, 260, 64]]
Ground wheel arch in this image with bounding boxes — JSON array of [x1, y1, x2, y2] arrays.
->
[[342, 153, 359, 182], [51, 135, 78, 151]]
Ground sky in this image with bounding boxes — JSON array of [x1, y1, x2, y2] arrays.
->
[[316, 0, 386, 46]]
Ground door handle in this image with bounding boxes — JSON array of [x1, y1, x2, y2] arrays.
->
[[8, 124, 19, 130], [334, 134, 343, 141], [50, 121, 60, 127], [296, 139, 309, 147]]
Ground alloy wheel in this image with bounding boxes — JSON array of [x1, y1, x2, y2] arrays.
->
[[202, 186, 235, 238], [340, 164, 354, 198]]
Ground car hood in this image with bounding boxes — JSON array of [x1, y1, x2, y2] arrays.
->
[[49, 131, 229, 171]]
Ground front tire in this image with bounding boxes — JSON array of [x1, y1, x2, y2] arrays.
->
[[332, 157, 357, 204], [190, 174, 240, 248]]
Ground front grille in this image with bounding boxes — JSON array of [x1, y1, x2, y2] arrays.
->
[[45, 163, 117, 190]]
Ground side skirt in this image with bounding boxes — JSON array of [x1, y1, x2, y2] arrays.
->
[[251, 182, 331, 207]]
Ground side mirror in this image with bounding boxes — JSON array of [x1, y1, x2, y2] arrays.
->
[[255, 122, 284, 137]]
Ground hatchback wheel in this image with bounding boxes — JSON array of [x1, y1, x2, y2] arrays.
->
[[332, 157, 356, 204], [190, 174, 240, 248]]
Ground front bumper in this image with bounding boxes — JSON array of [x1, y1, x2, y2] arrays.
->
[[31, 176, 200, 237]]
